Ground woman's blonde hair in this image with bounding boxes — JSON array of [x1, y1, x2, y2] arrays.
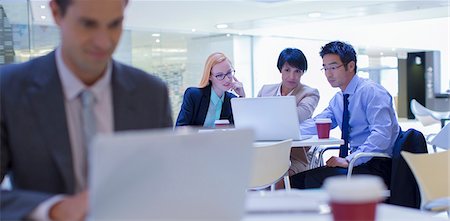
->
[[199, 52, 232, 87]]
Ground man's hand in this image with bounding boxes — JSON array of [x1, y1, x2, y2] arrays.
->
[[326, 156, 349, 168], [49, 191, 88, 221]]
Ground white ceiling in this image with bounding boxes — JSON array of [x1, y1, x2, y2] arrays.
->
[[1, 0, 449, 55], [15, 0, 448, 36], [122, 0, 449, 36]]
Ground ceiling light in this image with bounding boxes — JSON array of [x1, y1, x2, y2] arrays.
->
[[40, 15, 46, 20], [216, 24, 228, 29], [226, 34, 231, 37], [40, 5, 46, 9], [191, 28, 196, 32], [155, 39, 160, 43], [380, 52, 384, 56], [152, 33, 160, 37], [308, 12, 321, 18]]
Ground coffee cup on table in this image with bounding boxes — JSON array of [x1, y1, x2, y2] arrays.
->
[[214, 119, 231, 129], [324, 175, 386, 221], [315, 118, 332, 139]]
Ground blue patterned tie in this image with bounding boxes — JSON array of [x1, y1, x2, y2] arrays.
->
[[339, 94, 350, 158]]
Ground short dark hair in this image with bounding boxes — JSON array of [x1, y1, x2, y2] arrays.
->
[[277, 48, 308, 72], [319, 41, 358, 73], [54, 0, 129, 16], [54, 0, 71, 16]]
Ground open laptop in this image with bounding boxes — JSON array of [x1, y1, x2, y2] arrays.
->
[[231, 96, 311, 141], [88, 128, 254, 221]]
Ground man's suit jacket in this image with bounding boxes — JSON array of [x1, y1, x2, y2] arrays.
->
[[389, 128, 427, 209], [257, 83, 319, 123], [176, 85, 236, 126], [0, 51, 173, 220]]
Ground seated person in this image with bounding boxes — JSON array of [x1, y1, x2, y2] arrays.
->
[[258, 48, 320, 176], [0, 0, 173, 220], [290, 41, 400, 189], [176, 52, 245, 127]]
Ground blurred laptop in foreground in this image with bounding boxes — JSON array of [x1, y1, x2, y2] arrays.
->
[[88, 128, 253, 221]]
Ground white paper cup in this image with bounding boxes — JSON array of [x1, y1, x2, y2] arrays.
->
[[324, 175, 386, 221]]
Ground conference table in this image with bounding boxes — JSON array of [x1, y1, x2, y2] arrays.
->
[[243, 190, 443, 221], [244, 204, 443, 221], [254, 136, 344, 169], [254, 135, 344, 147]]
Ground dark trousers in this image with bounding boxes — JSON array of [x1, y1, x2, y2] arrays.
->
[[290, 157, 392, 189]]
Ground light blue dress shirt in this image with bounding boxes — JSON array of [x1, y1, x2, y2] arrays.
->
[[203, 87, 224, 128], [300, 75, 400, 166]]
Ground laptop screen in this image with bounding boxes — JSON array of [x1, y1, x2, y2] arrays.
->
[[231, 96, 303, 141], [88, 128, 254, 220]]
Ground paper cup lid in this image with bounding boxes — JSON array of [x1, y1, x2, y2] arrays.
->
[[315, 118, 332, 123], [214, 119, 230, 125], [323, 175, 386, 203]]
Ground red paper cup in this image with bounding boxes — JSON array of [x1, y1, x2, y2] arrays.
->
[[214, 119, 230, 129], [315, 118, 332, 139], [324, 175, 386, 221], [330, 201, 377, 221]]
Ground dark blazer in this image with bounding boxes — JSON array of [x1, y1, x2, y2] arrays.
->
[[0, 51, 173, 220], [176, 85, 236, 126], [389, 128, 428, 208]]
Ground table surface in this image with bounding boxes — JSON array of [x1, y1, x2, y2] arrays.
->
[[254, 135, 344, 147], [243, 190, 443, 221], [244, 204, 443, 221]]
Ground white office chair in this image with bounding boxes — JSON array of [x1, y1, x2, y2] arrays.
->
[[401, 151, 450, 215], [249, 139, 292, 191], [427, 123, 450, 152], [314, 146, 390, 179], [410, 99, 450, 128]]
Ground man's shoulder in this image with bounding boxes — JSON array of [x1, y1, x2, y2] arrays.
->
[[0, 52, 55, 85], [113, 61, 166, 88], [357, 77, 389, 95]]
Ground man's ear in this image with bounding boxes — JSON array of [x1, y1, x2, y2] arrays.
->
[[49, 0, 63, 26], [347, 61, 356, 72]]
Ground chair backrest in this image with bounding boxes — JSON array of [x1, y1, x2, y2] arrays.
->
[[249, 139, 292, 189], [429, 123, 450, 149], [410, 99, 440, 126], [389, 128, 428, 209], [400, 151, 450, 210]]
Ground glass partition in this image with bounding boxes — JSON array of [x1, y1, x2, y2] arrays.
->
[[1, 0, 447, 121]]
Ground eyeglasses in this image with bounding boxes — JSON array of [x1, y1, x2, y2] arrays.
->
[[212, 70, 235, 81], [321, 64, 345, 72]]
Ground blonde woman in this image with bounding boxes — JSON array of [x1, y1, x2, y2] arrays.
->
[[176, 52, 245, 127]]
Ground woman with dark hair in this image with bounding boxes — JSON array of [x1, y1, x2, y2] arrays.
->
[[258, 48, 320, 177]]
